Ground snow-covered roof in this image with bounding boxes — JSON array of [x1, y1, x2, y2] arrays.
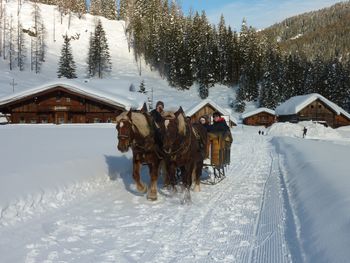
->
[[0, 80, 147, 111], [185, 99, 237, 124], [275, 93, 350, 120], [241, 108, 275, 119]]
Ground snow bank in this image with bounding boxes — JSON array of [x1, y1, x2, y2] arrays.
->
[[272, 136, 350, 263], [0, 124, 131, 226], [266, 121, 342, 140]]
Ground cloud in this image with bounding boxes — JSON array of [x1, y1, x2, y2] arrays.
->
[[207, 0, 342, 30]]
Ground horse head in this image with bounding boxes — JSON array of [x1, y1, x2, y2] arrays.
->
[[161, 107, 187, 154], [115, 111, 134, 152], [116, 110, 152, 153]]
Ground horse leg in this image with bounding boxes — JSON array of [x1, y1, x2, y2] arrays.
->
[[160, 160, 170, 188], [147, 161, 159, 201], [193, 161, 203, 192], [180, 165, 193, 204], [133, 158, 147, 193], [192, 163, 200, 192], [168, 162, 177, 189]]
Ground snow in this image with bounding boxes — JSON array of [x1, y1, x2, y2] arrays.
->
[[1, 1, 350, 262], [272, 136, 350, 262], [275, 93, 350, 119], [241, 107, 275, 119]]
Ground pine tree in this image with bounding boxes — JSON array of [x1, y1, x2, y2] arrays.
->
[[17, 17, 26, 71], [57, 34, 77, 78], [138, 80, 146, 93], [235, 87, 246, 112], [87, 19, 112, 78], [31, 1, 45, 73], [260, 46, 283, 108]]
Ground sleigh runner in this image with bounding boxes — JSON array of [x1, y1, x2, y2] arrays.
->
[[201, 131, 232, 185]]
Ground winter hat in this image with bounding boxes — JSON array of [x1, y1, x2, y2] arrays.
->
[[156, 101, 164, 108]]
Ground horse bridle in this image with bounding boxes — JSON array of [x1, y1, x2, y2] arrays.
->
[[164, 117, 192, 157], [116, 119, 133, 142], [116, 117, 155, 152]]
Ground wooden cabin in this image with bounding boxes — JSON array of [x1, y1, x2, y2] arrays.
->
[[276, 93, 350, 128], [0, 82, 145, 124], [185, 99, 237, 127], [242, 108, 276, 127]]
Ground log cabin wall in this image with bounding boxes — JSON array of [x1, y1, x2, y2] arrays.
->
[[189, 104, 217, 124], [298, 99, 335, 127], [2, 87, 124, 124], [243, 112, 276, 127], [335, 114, 350, 128]]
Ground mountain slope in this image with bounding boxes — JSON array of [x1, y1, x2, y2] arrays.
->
[[261, 1, 350, 61]]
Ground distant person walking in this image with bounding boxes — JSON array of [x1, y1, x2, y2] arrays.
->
[[303, 127, 307, 138]]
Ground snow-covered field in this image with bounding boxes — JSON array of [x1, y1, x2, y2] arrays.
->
[[1, 122, 350, 262], [2, 1, 350, 262]]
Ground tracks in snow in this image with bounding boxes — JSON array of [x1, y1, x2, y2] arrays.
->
[[0, 130, 301, 263]]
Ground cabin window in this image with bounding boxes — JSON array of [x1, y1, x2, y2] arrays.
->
[[93, 118, 101, 123], [30, 119, 36, 124], [56, 95, 61, 102], [310, 105, 314, 109], [58, 117, 65, 124], [106, 118, 112, 123], [319, 105, 322, 109], [41, 119, 48, 123], [20, 117, 25, 123], [66, 98, 71, 103]]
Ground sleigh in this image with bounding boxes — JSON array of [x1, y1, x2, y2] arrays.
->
[[201, 131, 232, 185]]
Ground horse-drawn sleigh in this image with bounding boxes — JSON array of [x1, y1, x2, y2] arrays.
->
[[115, 104, 232, 203]]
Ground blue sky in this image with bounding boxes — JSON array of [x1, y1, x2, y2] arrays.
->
[[177, 0, 342, 30]]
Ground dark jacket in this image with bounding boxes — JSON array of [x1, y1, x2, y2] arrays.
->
[[150, 109, 163, 125], [201, 123, 211, 131], [208, 117, 230, 133]]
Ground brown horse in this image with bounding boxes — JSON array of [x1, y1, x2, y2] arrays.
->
[[160, 107, 207, 203], [115, 110, 163, 201]]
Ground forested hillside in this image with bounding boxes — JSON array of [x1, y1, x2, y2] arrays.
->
[[262, 1, 350, 61]]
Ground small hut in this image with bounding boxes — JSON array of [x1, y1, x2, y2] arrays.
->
[[185, 99, 237, 127], [275, 93, 350, 128], [242, 108, 276, 127]]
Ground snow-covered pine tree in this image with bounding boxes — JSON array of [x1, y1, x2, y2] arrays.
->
[[138, 80, 146, 93], [238, 19, 261, 101], [87, 19, 112, 78], [217, 15, 228, 84], [57, 34, 77, 79], [259, 46, 283, 109], [282, 54, 307, 100], [235, 87, 246, 112]]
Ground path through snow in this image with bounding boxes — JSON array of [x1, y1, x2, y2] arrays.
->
[[0, 128, 295, 263]]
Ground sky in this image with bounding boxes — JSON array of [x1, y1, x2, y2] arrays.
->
[[178, 0, 343, 30]]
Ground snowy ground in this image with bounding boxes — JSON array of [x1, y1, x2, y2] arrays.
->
[[1, 122, 350, 263]]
